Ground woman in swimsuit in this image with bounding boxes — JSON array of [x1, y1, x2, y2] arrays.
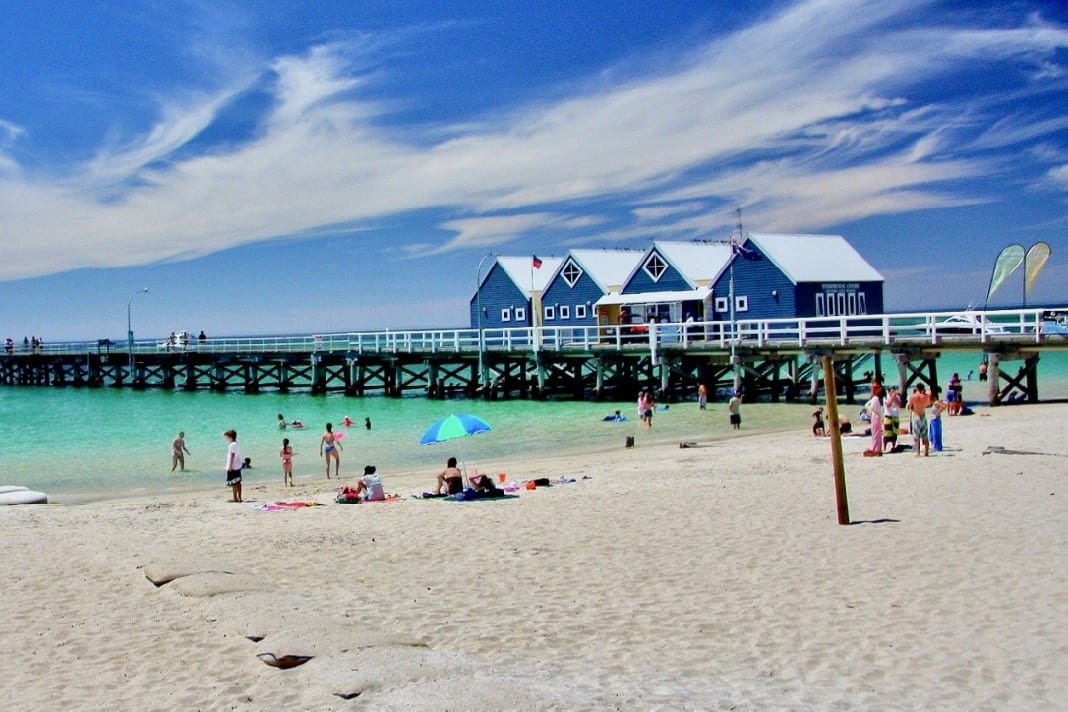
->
[[280, 438, 293, 486], [320, 422, 342, 479], [433, 456, 464, 495]]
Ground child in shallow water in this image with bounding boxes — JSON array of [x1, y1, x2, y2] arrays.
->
[[280, 438, 293, 486]]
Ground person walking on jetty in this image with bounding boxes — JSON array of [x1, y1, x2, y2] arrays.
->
[[171, 431, 191, 472], [320, 422, 343, 479], [223, 429, 242, 502]]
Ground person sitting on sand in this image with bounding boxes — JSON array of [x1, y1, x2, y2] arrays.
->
[[468, 472, 499, 493], [433, 457, 464, 495], [838, 414, 853, 434], [353, 465, 385, 502], [812, 408, 826, 437]]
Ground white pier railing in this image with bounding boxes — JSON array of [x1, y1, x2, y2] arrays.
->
[[11, 307, 1063, 358]]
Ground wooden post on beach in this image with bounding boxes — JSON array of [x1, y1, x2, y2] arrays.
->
[[821, 355, 850, 525]]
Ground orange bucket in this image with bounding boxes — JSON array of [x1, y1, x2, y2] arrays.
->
[[498, 473, 507, 483], [525, 481, 536, 490]]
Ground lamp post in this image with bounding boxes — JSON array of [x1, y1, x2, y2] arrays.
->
[[127, 287, 149, 378], [475, 251, 497, 391]]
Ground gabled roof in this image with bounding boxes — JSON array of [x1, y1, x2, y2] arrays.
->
[[557, 249, 645, 292], [745, 233, 883, 283], [490, 256, 564, 294], [625, 241, 733, 287]]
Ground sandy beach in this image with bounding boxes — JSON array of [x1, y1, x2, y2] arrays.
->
[[2, 402, 1065, 710]]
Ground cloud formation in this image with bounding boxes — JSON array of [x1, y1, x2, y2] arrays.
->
[[0, 0, 1065, 281]]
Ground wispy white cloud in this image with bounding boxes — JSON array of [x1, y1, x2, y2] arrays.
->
[[0, 0, 1066, 281], [1048, 163, 1068, 187]]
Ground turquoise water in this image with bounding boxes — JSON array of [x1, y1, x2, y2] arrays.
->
[[2, 349, 1065, 502]]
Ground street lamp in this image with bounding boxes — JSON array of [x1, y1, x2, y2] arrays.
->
[[127, 287, 149, 378], [475, 251, 498, 390]]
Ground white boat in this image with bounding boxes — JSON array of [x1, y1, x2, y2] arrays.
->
[[929, 312, 1009, 335]]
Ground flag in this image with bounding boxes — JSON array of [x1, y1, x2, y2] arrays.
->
[[532, 255, 543, 269], [1025, 242, 1051, 298], [985, 244, 1025, 303]]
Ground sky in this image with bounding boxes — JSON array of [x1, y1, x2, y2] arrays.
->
[[0, 0, 1066, 342]]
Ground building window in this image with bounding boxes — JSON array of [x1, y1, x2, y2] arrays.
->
[[735, 295, 749, 312], [562, 260, 583, 287], [560, 305, 570, 320], [847, 293, 857, 315], [714, 296, 729, 313], [643, 253, 668, 281], [826, 293, 837, 316], [575, 304, 587, 319], [858, 293, 867, 315], [515, 307, 526, 322], [545, 306, 556, 321], [816, 293, 825, 317], [501, 308, 511, 322], [837, 293, 846, 316]]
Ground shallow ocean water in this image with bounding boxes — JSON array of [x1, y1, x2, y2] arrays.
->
[[2, 349, 1064, 502]]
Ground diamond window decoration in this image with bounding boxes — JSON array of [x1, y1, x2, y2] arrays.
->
[[643, 253, 667, 281]]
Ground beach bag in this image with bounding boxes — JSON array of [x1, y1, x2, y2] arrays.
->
[[335, 485, 361, 504]]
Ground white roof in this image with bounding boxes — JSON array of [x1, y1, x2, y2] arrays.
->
[[649, 241, 734, 285], [493, 255, 564, 293], [562, 249, 645, 291], [596, 287, 710, 306], [746, 233, 883, 283]]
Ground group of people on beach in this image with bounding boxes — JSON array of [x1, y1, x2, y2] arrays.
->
[[818, 378, 957, 457]]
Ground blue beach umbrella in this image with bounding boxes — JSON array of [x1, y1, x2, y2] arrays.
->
[[419, 413, 493, 484]]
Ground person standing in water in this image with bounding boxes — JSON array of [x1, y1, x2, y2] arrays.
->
[[171, 431, 191, 472], [280, 438, 294, 486], [223, 429, 242, 502], [320, 422, 343, 479]]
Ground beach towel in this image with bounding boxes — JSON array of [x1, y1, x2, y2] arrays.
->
[[255, 501, 320, 511]]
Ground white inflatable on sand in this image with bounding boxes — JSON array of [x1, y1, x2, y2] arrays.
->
[[0, 486, 48, 505]]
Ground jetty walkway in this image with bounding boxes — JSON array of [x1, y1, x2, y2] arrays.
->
[[2, 308, 1065, 404]]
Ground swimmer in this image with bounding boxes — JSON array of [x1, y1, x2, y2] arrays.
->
[[278, 413, 287, 430], [342, 416, 354, 427], [602, 410, 625, 422]]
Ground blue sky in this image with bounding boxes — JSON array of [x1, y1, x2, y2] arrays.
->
[[1, 0, 1066, 341]]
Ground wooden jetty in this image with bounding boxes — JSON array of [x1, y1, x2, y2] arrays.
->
[[2, 309, 1065, 405]]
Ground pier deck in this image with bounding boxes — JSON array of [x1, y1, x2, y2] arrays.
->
[[3, 308, 1064, 404]]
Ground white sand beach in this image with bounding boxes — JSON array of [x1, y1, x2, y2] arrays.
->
[[1, 402, 1065, 710]]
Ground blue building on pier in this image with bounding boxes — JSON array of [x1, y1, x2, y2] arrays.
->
[[471, 234, 883, 331], [712, 233, 884, 321], [470, 255, 563, 329]]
